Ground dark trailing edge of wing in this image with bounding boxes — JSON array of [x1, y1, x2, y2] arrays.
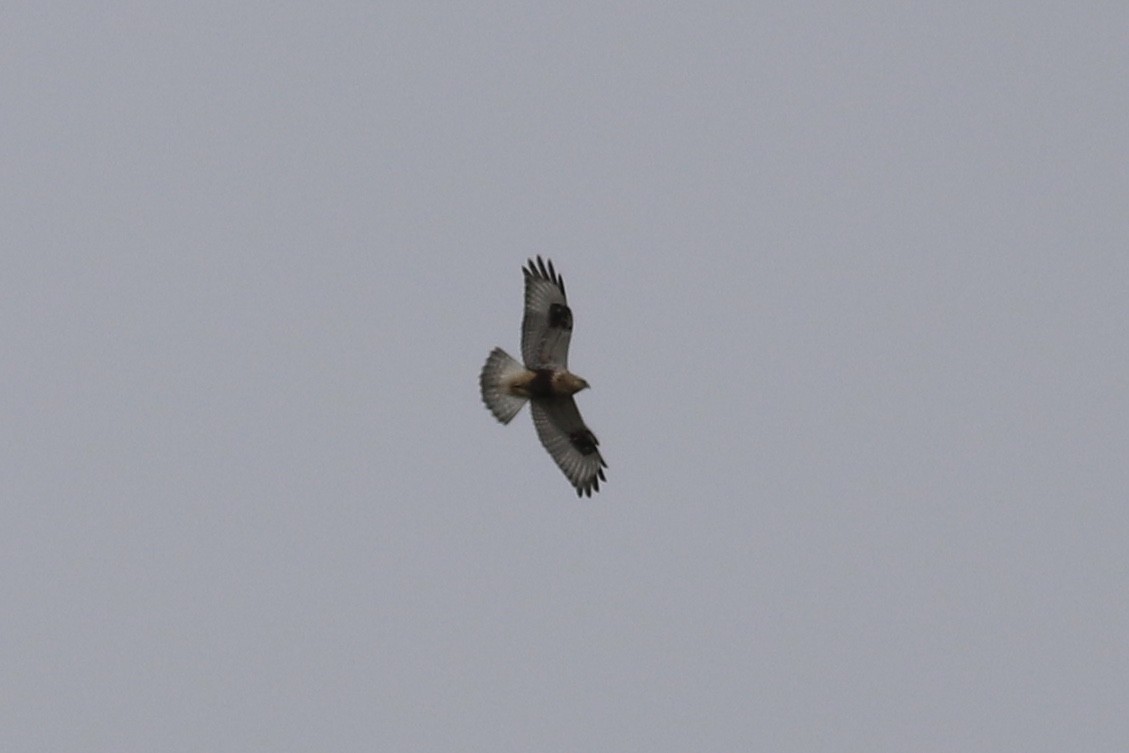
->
[[523, 255, 566, 298]]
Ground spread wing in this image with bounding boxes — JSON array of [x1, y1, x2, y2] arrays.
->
[[530, 397, 607, 497], [521, 256, 573, 369]]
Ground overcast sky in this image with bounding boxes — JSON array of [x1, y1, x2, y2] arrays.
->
[[3, 3, 1127, 751]]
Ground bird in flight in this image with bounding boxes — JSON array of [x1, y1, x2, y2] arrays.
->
[[480, 256, 607, 497]]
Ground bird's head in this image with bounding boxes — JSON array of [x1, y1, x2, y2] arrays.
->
[[554, 371, 590, 396]]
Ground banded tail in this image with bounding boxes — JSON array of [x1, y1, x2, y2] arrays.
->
[[480, 348, 528, 424]]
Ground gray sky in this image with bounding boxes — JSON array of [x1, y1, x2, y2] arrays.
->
[[4, 3, 1127, 751]]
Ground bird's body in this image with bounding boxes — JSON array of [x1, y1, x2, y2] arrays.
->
[[507, 368, 589, 400], [480, 257, 607, 497]]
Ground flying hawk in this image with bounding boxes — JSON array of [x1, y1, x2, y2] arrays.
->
[[480, 256, 608, 497]]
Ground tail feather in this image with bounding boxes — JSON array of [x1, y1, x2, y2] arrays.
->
[[480, 348, 528, 424]]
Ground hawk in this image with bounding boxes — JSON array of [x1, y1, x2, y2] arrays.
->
[[480, 256, 608, 497]]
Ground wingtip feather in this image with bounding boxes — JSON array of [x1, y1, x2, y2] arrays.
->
[[524, 255, 566, 297]]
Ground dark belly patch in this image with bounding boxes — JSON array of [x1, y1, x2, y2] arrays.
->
[[528, 370, 556, 398]]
